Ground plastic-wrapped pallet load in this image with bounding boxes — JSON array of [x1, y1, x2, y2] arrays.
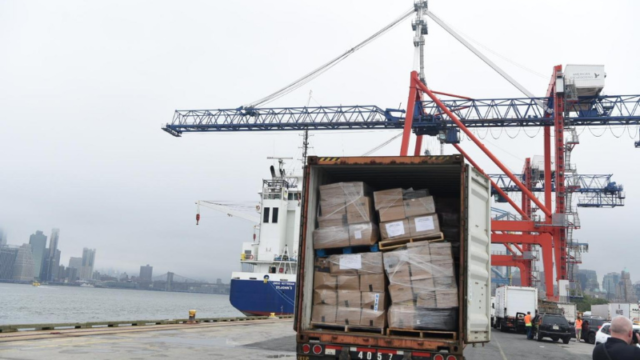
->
[[374, 188, 440, 243], [314, 182, 379, 249], [384, 242, 458, 331], [311, 252, 387, 328]]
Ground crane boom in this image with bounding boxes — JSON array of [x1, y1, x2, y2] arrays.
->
[[197, 201, 260, 224]]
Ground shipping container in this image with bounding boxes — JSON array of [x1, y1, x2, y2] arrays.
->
[[295, 155, 491, 359], [494, 286, 538, 333], [591, 303, 640, 321]]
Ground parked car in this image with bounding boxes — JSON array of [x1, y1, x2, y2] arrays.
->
[[536, 313, 572, 344], [595, 322, 640, 347], [582, 316, 607, 344]]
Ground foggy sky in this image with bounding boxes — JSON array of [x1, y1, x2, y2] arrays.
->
[[1, 1, 639, 284]]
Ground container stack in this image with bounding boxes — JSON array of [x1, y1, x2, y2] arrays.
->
[[311, 253, 387, 330], [374, 189, 441, 246], [313, 182, 378, 249]]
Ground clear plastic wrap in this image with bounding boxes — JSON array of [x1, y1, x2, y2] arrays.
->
[[312, 251, 387, 328], [375, 188, 439, 241], [383, 242, 459, 330], [314, 182, 379, 249]]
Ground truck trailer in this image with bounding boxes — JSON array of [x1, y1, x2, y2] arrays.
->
[[295, 155, 491, 360], [494, 286, 538, 333], [591, 303, 640, 322]]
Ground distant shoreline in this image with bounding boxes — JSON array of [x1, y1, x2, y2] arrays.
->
[[0, 281, 230, 296]]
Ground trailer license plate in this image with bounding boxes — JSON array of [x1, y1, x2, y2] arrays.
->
[[553, 325, 559, 330]]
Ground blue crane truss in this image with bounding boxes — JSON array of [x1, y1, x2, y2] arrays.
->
[[488, 173, 625, 208], [163, 95, 640, 136]]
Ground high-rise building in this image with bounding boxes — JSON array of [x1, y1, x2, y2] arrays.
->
[[0, 228, 7, 247], [12, 244, 35, 281], [69, 257, 82, 269], [80, 248, 96, 280], [28, 231, 47, 279], [65, 266, 78, 282], [0, 246, 18, 279], [603, 272, 621, 299], [41, 229, 61, 282], [139, 264, 153, 282]]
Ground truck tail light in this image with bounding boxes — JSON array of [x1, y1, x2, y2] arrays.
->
[[446, 356, 457, 360], [434, 355, 445, 360], [312, 345, 323, 355], [301, 344, 310, 354]]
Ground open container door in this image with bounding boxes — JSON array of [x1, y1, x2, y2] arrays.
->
[[464, 165, 492, 342]]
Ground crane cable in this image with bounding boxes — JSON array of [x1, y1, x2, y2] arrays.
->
[[244, 7, 415, 108], [362, 133, 403, 156]]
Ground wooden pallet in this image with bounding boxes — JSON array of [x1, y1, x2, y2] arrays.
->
[[386, 327, 457, 340], [315, 243, 379, 258], [379, 233, 445, 251], [311, 322, 385, 335]]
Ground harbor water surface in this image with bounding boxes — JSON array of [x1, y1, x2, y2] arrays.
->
[[0, 283, 243, 325]]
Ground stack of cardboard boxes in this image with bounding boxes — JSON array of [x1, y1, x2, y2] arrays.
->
[[313, 182, 379, 249], [373, 189, 441, 242], [384, 241, 458, 331], [311, 253, 387, 328]]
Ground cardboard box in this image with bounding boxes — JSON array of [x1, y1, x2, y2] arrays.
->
[[403, 189, 429, 200], [313, 226, 349, 249], [388, 283, 414, 304], [314, 271, 337, 290], [378, 205, 406, 223], [312, 304, 337, 324], [342, 182, 372, 200], [388, 305, 416, 329], [408, 214, 441, 238], [383, 250, 409, 272], [321, 200, 346, 217], [430, 242, 453, 259], [337, 275, 360, 291], [313, 289, 338, 306], [337, 290, 362, 308], [411, 278, 435, 294], [336, 307, 361, 326], [403, 196, 436, 217], [360, 274, 386, 292], [407, 242, 430, 256], [436, 289, 458, 308], [434, 276, 457, 290], [328, 254, 359, 275], [432, 259, 455, 277], [319, 183, 347, 202], [348, 223, 379, 247], [361, 292, 386, 311], [318, 213, 347, 228], [358, 252, 384, 275], [360, 309, 387, 328], [347, 196, 375, 224], [416, 291, 437, 308], [386, 264, 411, 284], [380, 219, 410, 240], [373, 188, 403, 210], [409, 262, 433, 280]]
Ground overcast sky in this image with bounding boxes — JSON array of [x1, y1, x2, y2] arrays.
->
[[1, 1, 639, 284]]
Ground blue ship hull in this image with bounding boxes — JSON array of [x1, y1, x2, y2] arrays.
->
[[229, 279, 296, 316]]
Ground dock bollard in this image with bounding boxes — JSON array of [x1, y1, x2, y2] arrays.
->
[[269, 312, 276, 318], [188, 309, 197, 324]]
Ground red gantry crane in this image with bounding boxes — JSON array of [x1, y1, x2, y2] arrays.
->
[[163, 2, 638, 300]]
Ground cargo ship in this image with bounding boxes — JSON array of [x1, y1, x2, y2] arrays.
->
[[226, 159, 301, 316]]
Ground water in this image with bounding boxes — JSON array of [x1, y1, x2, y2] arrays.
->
[[0, 283, 243, 325]]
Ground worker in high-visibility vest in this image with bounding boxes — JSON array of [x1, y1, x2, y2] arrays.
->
[[575, 317, 583, 342], [524, 311, 533, 340]]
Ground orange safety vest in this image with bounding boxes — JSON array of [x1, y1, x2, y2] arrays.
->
[[524, 314, 532, 326], [576, 319, 583, 329]]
